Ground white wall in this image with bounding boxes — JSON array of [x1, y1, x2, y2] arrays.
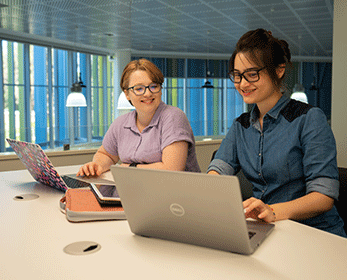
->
[[332, 0, 347, 167]]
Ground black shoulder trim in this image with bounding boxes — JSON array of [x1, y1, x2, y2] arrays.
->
[[281, 99, 314, 122], [236, 112, 251, 128]]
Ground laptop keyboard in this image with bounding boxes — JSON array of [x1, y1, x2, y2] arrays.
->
[[61, 176, 91, 189], [248, 231, 256, 239]]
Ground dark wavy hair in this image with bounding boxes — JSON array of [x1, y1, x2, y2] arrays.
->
[[229, 28, 292, 89]]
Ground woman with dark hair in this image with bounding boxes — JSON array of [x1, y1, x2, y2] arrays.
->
[[208, 29, 346, 237], [78, 58, 200, 176]]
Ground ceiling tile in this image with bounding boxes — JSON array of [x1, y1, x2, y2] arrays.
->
[[0, 0, 334, 58]]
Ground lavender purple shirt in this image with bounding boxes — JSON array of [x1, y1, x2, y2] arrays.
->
[[102, 102, 200, 172]]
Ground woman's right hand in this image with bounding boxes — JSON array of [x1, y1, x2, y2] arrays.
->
[[207, 170, 220, 175], [76, 162, 104, 177], [76, 146, 119, 177]]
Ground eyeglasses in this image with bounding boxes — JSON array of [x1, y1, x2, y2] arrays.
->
[[127, 83, 162, 96], [229, 67, 265, 83]]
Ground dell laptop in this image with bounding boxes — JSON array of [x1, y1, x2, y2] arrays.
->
[[111, 166, 274, 255]]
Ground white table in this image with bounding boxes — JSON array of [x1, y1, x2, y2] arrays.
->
[[1, 166, 346, 280]]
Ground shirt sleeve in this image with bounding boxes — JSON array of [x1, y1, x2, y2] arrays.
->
[[102, 119, 119, 157], [301, 107, 339, 199], [207, 119, 239, 175], [160, 106, 195, 150]]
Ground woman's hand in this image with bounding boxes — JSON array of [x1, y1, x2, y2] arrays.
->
[[76, 162, 104, 177], [207, 170, 220, 175], [76, 145, 119, 177], [243, 197, 275, 223]]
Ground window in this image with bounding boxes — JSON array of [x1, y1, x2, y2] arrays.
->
[[0, 39, 113, 152], [168, 77, 245, 137], [136, 57, 246, 137], [1, 42, 245, 154]]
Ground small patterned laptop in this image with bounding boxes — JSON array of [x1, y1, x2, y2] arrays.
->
[[6, 138, 91, 192]]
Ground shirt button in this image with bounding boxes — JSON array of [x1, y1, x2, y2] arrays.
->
[[258, 173, 261, 176], [259, 153, 261, 156]]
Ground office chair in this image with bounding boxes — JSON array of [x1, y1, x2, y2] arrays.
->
[[337, 168, 347, 232]]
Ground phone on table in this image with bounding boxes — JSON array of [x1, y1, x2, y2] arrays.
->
[[90, 183, 122, 206]]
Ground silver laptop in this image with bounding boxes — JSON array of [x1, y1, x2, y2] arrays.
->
[[111, 166, 274, 255]]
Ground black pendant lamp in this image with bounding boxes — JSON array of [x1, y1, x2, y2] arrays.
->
[[202, 59, 214, 89], [202, 80, 214, 88]]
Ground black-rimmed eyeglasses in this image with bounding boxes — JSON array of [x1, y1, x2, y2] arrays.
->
[[127, 83, 162, 96], [229, 67, 265, 83]]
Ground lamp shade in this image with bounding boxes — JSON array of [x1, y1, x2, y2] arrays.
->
[[291, 83, 308, 103], [66, 82, 87, 107], [202, 80, 214, 89], [66, 92, 87, 107], [117, 92, 134, 110], [291, 92, 308, 103]]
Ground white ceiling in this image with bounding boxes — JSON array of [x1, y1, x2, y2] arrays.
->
[[0, 0, 334, 59]]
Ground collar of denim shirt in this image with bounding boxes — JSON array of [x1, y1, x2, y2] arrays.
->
[[250, 94, 291, 124]]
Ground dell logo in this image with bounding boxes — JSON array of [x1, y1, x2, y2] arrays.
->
[[170, 203, 185, 217]]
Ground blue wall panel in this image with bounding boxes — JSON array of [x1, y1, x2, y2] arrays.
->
[[33, 46, 47, 144], [79, 54, 87, 139], [177, 79, 184, 111], [206, 87, 214, 135], [57, 50, 67, 142], [188, 79, 203, 136]]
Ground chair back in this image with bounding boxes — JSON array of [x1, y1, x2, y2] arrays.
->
[[337, 168, 347, 232]]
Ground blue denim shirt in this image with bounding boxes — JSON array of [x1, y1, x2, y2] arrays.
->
[[208, 95, 346, 237]]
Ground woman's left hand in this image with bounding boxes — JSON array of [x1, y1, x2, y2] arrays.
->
[[243, 197, 275, 223]]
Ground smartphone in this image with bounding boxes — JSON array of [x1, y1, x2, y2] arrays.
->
[[90, 183, 122, 206]]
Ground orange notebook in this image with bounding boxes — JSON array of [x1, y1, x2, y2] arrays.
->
[[60, 188, 126, 222]]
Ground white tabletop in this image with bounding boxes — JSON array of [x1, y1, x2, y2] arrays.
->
[[1, 166, 346, 280]]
